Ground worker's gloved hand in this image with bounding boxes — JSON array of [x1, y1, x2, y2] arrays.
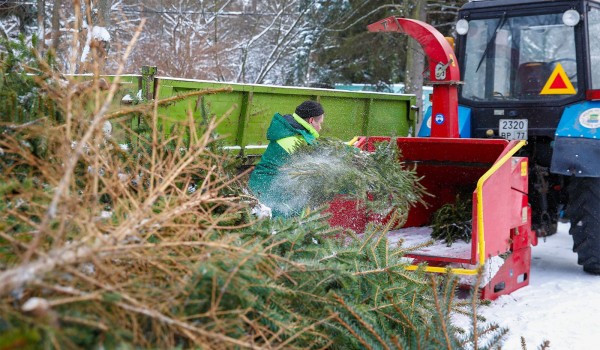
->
[[251, 202, 272, 219], [345, 136, 368, 147], [345, 136, 360, 146]]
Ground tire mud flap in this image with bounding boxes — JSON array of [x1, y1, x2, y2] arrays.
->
[[551, 137, 600, 177]]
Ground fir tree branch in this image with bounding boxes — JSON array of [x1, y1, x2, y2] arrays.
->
[[329, 311, 373, 350], [472, 267, 486, 350], [332, 293, 391, 350], [430, 276, 454, 349], [353, 263, 408, 276], [273, 314, 336, 350]]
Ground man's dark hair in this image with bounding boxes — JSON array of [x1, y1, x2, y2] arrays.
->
[[295, 100, 324, 119]]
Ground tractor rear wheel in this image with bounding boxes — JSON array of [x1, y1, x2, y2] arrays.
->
[[567, 177, 600, 275]]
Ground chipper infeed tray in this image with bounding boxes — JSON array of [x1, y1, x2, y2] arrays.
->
[[328, 136, 536, 300]]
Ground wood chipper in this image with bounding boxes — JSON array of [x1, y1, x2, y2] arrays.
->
[[327, 17, 537, 300]]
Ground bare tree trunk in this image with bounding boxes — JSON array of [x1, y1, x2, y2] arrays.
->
[[207, 0, 225, 81], [51, 0, 61, 51], [213, 7, 224, 81], [404, 0, 427, 134], [79, 0, 112, 73], [95, 0, 111, 26], [37, 0, 45, 52]]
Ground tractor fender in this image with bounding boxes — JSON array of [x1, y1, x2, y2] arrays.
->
[[418, 105, 472, 138], [551, 101, 600, 177]]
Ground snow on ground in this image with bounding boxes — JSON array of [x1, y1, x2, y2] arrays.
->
[[455, 222, 600, 349]]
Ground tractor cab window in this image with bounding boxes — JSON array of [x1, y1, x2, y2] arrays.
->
[[588, 7, 600, 89], [460, 13, 577, 102]]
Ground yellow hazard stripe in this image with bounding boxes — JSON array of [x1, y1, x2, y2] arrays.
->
[[405, 265, 479, 275]]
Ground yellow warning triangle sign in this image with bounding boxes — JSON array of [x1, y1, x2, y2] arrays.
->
[[540, 63, 576, 95]]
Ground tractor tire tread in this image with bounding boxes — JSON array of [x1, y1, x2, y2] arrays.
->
[[567, 177, 600, 273]]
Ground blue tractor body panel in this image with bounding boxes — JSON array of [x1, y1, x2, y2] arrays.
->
[[551, 101, 600, 177], [418, 105, 472, 138]]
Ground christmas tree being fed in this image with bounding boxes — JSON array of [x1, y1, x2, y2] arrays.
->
[[270, 138, 429, 227]]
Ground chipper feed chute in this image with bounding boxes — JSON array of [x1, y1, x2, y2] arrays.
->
[[327, 17, 537, 300]]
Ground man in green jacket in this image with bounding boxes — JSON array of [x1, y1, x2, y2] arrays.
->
[[249, 100, 325, 218]]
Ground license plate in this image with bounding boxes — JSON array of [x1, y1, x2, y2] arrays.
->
[[499, 119, 528, 140]]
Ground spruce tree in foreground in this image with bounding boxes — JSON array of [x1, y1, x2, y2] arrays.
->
[[0, 40, 509, 349]]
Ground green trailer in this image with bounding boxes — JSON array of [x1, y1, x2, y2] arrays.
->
[[111, 67, 417, 161]]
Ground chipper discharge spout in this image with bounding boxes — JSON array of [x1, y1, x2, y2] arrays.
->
[[328, 17, 537, 300], [368, 17, 461, 138]]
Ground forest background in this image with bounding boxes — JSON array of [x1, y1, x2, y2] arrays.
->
[[0, 0, 468, 108]]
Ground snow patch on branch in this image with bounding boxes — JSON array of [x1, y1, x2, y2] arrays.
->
[[81, 26, 111, 63]]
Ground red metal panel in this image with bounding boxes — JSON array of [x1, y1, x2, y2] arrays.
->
[[327, 196, 368, 233], [394, 137, 508, 163], [511, 157, 529, 193], [511, 206, 536, 251], [508, 191, 528, 229], [479, 247, 531, 301], [430, 85, 460, 138], [476, 162, 513, 259]]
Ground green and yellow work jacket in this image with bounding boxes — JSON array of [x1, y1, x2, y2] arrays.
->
[[248, 112, 319, 217]]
